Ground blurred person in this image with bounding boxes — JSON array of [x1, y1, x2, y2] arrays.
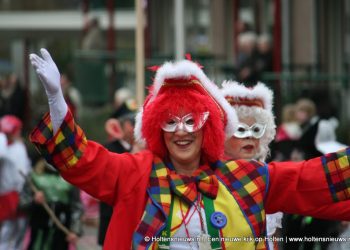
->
[[292, 98, 345, 157], [106, 88, 138, 153], [0, 73, 26, 122], [294, 98, 323, 159], [235, 20, 253, 35], [221, 82, 276, 162], [81, 17, 105, 51], [283, 98, 340, 250], [110, 87, 137, 120], [98, 111, 137, 247], [61, 73, 82, 119], [23, 158, 83, 250], [28, 48, 350, 250], [221, 81, 282, 250], [255, 34, 273, 78], [276, 104, 302, 143], [314, 117, 347, 154], [0, 115, 31, 250], [98, 89, 138, 247], [223, 83, 350, 250], [272, 104, 302, 161], [235, 32, 259, 85], [0, 133, 21, 236], [80, 191, 99, 228], [0, 115, 30, 178]]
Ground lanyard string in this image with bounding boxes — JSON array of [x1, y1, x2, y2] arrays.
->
[[180, 198, 200, 237], [159, 194, 222, 249]]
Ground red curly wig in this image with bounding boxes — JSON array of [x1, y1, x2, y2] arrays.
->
[[141, 78, 225, 163]]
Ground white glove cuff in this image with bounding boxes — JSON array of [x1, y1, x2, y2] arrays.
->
[[48, 90, 68, 134]]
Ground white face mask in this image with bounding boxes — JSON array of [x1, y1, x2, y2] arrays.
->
[[161, 112, 209, 133], [233, 122, 266, 139]]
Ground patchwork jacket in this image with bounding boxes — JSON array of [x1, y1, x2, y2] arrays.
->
[[30, 111, 350, 250]]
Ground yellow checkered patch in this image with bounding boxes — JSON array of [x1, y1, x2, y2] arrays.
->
[[226, 161, 239, 171], [54, 132, 65, 144], [339, 155, 349, 169], [67, 156, 79, 168], [244, 181, 258, 193], [156, 166, 168, 177]]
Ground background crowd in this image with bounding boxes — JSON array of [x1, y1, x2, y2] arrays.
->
[[1, 68, 348, 250], [1, 1, 350, 250]]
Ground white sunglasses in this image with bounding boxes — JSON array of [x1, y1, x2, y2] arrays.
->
[[161, 112, 210, 133], [233, 123, 267, 139]]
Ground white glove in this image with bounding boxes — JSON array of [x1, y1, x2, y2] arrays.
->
[[29, 48, 68, 133]]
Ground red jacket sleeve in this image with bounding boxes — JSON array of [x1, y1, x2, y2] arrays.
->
[[61, 142, 153, 206], [302, 200, 350, 221], [30, 111, 153, 206], [265, 147, 350, 218]]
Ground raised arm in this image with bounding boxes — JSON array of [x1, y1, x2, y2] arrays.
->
[[29, 48, 67, 133], [29, 49, 153, 206]]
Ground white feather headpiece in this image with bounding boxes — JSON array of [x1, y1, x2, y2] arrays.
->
[[221, 81, 273, 111]]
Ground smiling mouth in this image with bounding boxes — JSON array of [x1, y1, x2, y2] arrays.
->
[[174, 140, 193, 147], [242, 145, 254, 151]]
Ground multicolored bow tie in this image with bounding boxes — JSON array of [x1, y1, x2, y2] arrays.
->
[[168, 165, 219, 204]]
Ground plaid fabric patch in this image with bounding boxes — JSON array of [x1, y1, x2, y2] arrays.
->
[[168, 165, 219, 204], [322, 147, 350, 201], [215, 160, 267, 241], [29, 111, 87, 171], [168, 174, 197, 205], [132, 198, 166, 249], [132, 157, 171, 249], [149, 157, 172, 212], [133, 157, 268, 249]]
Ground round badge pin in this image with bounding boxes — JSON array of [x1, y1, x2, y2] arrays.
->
[[210, 211, 227, 229]]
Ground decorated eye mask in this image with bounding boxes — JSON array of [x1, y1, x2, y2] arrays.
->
[[233, 123, 266, 139], [161, 112, 209, 133]]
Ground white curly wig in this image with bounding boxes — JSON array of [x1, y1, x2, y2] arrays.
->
[[233, 105, 276, 161], [221, 81, 276, 161]]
